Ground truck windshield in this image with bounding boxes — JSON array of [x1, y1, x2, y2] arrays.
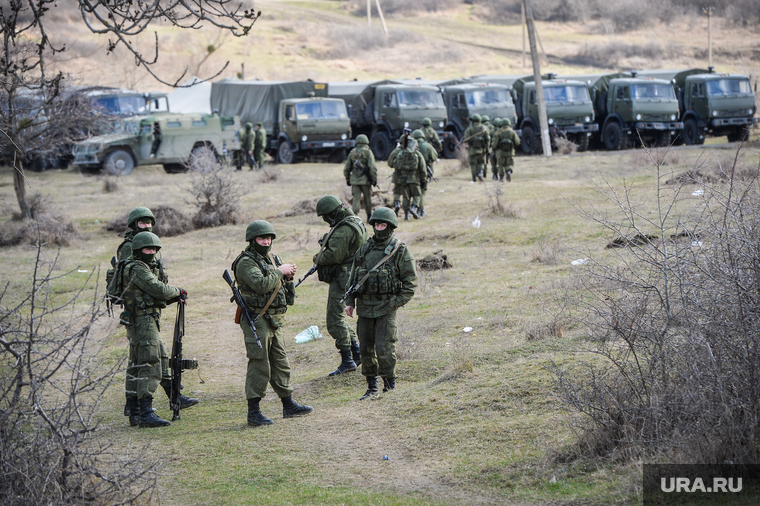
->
[[706, 79, 752, 96], [465, 89, 511, 106], [630, 84, 676, 100], [543, 86, 590, 103], [93, 95, 147, 116], [397, 90, 444, 108], [295, 101, 348, 120]]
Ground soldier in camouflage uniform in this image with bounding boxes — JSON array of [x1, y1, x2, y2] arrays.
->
[[112, 232, 195, 427], [412, 129, 437, 217], [463, 114, 490, 183], [253, 122, 267, 169], [387, 135, 426, 221], [236, 122, 255, 171], [233, 220, 313, 426], [481, 115, 494, 179], [491, 118, 521, 182], [421, 117, 442, 153], [343, 134, 377, 221], [314, 196, 368, 376], [345, 207, 417, 399]]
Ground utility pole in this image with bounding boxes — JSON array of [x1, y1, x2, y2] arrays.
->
[[521, 2, 526, 67], [374, 0, 388, 37], [703, 6, 714, 68], [523, 0, 551, 156], [367, 0, 371, 26]]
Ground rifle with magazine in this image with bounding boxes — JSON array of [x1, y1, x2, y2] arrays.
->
[[353, 159, 378, 187], [294, 263, 318, 288], [223, 269, 261, 349], [169, 298, 198, 421]]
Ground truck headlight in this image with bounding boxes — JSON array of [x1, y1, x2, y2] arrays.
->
[[584, 116, 590, 123], [341, 133, 347, 140], [636, 114, 641, 120], [548, 118, 553, 125], [750, 109, 755, 115], [301, 135, 307, 142], [671, 114, 676, 121], [713, 110, 718, 117], [404, 122, 409, 128], [439, 121, 444, 128]]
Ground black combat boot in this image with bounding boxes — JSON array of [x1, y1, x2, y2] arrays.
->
[[247, 397, 273, 426], [506, 169, 512, 182], [138, 398, 171, 427], [162, 382, 200, 410], [410, 205, 420, 220], [123, 400, 130, 417], [404, 209, 410, 221], [492, 174, 498, 180], [126, 397, 140, 427], [477, 171, 484, 182], [500, 176, 504, 182], [359, 376, 379, 400], [282, 396, 314, 418], [382, 377, 396, 393], [419, 207, 426, 217], [350, 340, 362, 367], [393, 200, 401, 216], [328, 348, 357, 377]]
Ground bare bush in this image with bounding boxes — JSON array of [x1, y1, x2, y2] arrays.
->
[[483, 182, 524, 218], [553, 134, 577, 155], [187, 154, 243, 229], [531, 238, 566, 265], [101, 175, 121, 193], [0, 246, 157, 505], [551, 145, 760, 463], [152, 205, 194, 237], [11, 192, 51, 220], [316, 25, 420, 59]]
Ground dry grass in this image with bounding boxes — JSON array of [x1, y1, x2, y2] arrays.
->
[[101, 175, 121, 193]]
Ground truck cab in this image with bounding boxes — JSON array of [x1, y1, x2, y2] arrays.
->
[[682, 73, 756, 144], [274, 97, 353, 164]]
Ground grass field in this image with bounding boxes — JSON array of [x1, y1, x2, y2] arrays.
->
[[3, 136, 759, 504]]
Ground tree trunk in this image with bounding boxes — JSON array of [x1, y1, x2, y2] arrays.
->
[[13, 153, 31, 219]]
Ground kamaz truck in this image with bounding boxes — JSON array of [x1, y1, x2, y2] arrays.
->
[[211, 80, 353, 164], [328, 80, 451, 160], [638, 68, 757, 144]]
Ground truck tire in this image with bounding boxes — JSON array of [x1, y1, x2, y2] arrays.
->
[[521, 125, 540, 155], [603, 122, 627, 151], [163, 163, 186, 174], [278, 140, 295, 164], [683, 118, 704, 145], [727, 126, 749, 143], [190, 144, 217, 173], [328, 148, 347, 164], [104, 148, 135, 176], [574, 133, 590, 152], [443, 134, 458, 159], [369, 131, 392, 161], [656, 131, 671, 147]]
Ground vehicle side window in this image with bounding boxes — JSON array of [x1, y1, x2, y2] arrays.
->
[[529, 90, 535, 104], [617, 87, 624, 100], [192, 120, 207, 127], [285, 105, 294, 121], [383, 93, 397, 107], [166, 121, 182, 128]]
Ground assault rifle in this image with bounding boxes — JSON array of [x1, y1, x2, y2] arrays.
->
[[426, 165, 438, 183], [223, 269, 262, 349], [339, 281, 360, 305], [353, 159, 378, 187], [294, 263, 318, 288], [106, 256, 117, 316], [169, 299, 199, 421]]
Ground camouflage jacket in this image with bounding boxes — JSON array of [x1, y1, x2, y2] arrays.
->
[[416, 138, 438, 167], [343, 145, 377, 186], [240, 129, 255, 151], [388, 144, 426, 186], [491, 127, 521, 156], [117, 258, 180, 320], [463, 123, 490, 156], [254, 128, 266, 150], [314, 208, 368, 268], [422, 126, 442, 153], [233, 246, 295, 327], [117, 230, 168, 283], [345, 234, 417, 318]]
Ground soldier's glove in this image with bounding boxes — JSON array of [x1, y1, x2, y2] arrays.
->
[[179, 289, 188, 300], [346, 180, 351, 186], [421, 181, 427, 191]]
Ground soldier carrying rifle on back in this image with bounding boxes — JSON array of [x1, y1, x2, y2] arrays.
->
[[343, 134, 377, 221]]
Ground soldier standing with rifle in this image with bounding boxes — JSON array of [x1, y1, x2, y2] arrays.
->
[[412, 129, 437, 217], [253, 121, 267, 170], [344, 207, 417, 400], [343, 134, 377, 221], [236, 122, 255, 171], [312, 196, 368, 377], [463, 114, 490, 183], [231, 220, 313, 427], [387, 132, 426, 221], [421, 117, 442, 154], [491, 118, 520, 182]]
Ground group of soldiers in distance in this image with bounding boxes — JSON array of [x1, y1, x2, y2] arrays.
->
[[110, 195, 417, 428], [236, 121, 267, 171]]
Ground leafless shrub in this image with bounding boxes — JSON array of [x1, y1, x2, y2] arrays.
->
[[0, 246, 158, 505], [272, 197, 319, 218], [152, 205, 194, 237], [417, 250, 453, 271], [11, 192, 50, 220], [531, 238, 566, 265], [187, 154, 242, 229], [101, 175, 120, 193], [316, 25, 419, 59], [289, 228, 315, 249], [665, 154, 759, 185], [553, 134, 577, 155], [524, 317, 565, 341], [3, 212, 81, 247], [483, 182, 524, 218], [551, 145, 760, 463]]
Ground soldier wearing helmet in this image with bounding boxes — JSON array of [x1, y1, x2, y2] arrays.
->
[[345, 207, 417, 400], [387, 134, 426, 221], [412, 129, 437, 217], [232, 220, 313, 426], [236, 122, 255, 171], [112, 232, 193, 427], [313, 196, 368, 377], [481, 115, 494, 177], [490, 117, 520, 182], [463, 114, 490, 183], [421, 117, 442, 153], [343, 134, 377, 220], [253, 121, 267, 169]]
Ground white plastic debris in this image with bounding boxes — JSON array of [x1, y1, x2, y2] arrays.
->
[[550, 475, 557, 484], [463, 327, 473, 333], [571, 258, 589, 266], [294, 325, 323, 343], [471, 216, 481, 228], [77, 269, 88, 273], [692, 189, 704, 196]]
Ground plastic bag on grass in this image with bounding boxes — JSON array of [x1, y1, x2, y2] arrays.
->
[[295, 325, 323, 343]]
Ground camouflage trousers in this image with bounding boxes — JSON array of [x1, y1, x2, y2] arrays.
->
[[254, 147, 266, 168], [356, 310, 398, 380], [241, 314, 293, 400], [235, 149, 254, 170], [126, 314, 171, 401], [393, 182, 421, 211], [495, 153, 515, 178], [468, 153, 486, 180], [327, 270, 357, 350], [351, 184, 373, 221]]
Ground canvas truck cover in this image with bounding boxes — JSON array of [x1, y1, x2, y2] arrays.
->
[[555, 73, 630, 94], [637, 69, 710, 89], [469, 75, 534, 96], [211, 80, 328, 131], [328, 80, 399, 129], [168, 77, 212, 114]]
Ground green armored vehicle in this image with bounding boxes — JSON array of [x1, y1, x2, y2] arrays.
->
[[73, 110, 241, 175], [211, 80, 353, 164], [638, 68, 757, 144]]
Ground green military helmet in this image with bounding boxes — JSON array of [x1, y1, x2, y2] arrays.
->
[[481, 115, 490, 123], [492, 118, 502, 128], [355, 134, 369, 145], [245, 122, 253, 130], [470, 113, 481, 123], [412, 129, 425, 140], [256, 122, 263, 127], [316, 195, 342, 217], [368, 207, 398, 229], [131, 231, 162, 251], [245, 220, 276, 242], [503, 118, 512, 127], [422, 117, 432, 127], [127, 207, 155, 229]]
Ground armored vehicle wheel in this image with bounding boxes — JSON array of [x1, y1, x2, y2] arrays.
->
[[574, 133, 590, 152], [189, 144, 218, 173], [683, 118, 704, 145], [104, 149, 135, 176], [369, 131, 392, 161], [521, 126, 541, 154], [727, 126, 749, 143], [163, 163, 187, 174], [442, 134, 458, 159], [278, 141, 295, 164], [603, 122, 627, 151], [656, 131, 671, 147]]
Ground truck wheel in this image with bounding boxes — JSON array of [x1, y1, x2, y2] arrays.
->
[[443, 135, 458, 159], [575, 133, 590, 152], [190, 144, 217, 172], [683, 119, 704, 145], [104, 149, 135, 176], [727, 126, 749, 143], [328, 148, 347, 164], [278, 141, 294, 164], [163, 163, 187, 174], [369, 131, 392, 161], [656, 131, 671, 147], [603, 122, 627, 151], [521, 126, 539, 154]]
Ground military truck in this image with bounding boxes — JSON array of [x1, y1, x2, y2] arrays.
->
[[328, 80, 451, 160], [637, 68, 757, 144], [72, 112, 241, 175], [210, 80, 353, 164]]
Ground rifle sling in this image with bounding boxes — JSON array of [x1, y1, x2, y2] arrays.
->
[[256, 253, 283, 320], [315, 216, 360, 265], [351, 240, 403, 298]]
